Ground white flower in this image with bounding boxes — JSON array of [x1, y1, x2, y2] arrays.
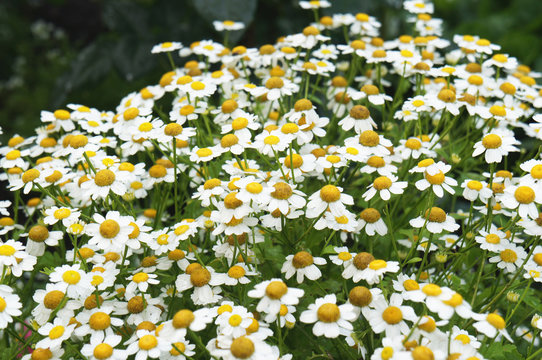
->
[[151, 41, 182, 53], [247, 279, 304, 323], [473, 313, 513, 341], [306, 185, 353, 218], [0, 285, 22, 329], [365, 293, 418, 337], [414, 161, 457, 198], [363, 175, 408, 201], [410, 207, 459, 234], [472, 129, 520, 164], [281, 251, 327, 283], [300, 294, 357, 338]]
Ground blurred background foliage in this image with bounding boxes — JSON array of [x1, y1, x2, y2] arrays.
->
[[1, 0, 541, 140]]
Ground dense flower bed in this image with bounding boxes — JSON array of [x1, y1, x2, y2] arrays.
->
[[0, 0, 541, 359]]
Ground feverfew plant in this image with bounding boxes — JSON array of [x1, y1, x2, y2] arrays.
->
[[0, 1, 541, 359]]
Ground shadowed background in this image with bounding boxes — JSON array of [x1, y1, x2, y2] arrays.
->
[[1, 0, 541, 140]]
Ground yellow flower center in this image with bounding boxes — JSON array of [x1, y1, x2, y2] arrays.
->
[[443, 293, 464, 307], [22, 169, 40, 183], [169, 342, 186, 356], [373, 176, 392, 190], [360, 208, 381, 223], [292, 251, 314, 268], [320, 184, 341, 202], [265, 281, 288, 299], [338, 251, 352, 261], [93, 343, 113, 359], [405, 138, 422, 150], [133, 272, 149, 283], [228, 265, 246, 279], [94, 169, 116, 187], [62, 270, 81, 285], [411, 346, 434, 360], [246, 182, 263, 194], [139, 334, 158, 350], [422, 283, 442, 297], [49, 325, 65, 339], [228, 314, 243, 327], [43, 290, 64, 310], [54, 109, 71, 120], [368, 259, 387, 270], [486, 313, 505, 329], [467, 180, 483, 190], [196, 148, 213, 158], [89, 312, 111, 330], [425, 171, 445, 185], [317, 303, 341, 323], [500, 249, 517, 263], [382, 306, 403, 324], [230, 336, 255, 359], [172, 309, 195, 328], [514, 186, 535, 204], [99, 219, 120, 239], [359, 130, 380, 147], [0, 245, 16, 256], [424, 207, 446, 223], [123, 107, 139, 121]]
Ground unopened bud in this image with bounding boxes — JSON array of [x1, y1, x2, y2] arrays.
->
[[451, 153, 461, 164], [435, 252, 448, 263], [506, 291, 519, 303], [122, 192, 135, 202]]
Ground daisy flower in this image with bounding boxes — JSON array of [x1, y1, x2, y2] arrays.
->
[[362, 175, 408, 201], [488, 243, 527, 273], [359, 259, 400, 285], [43, 206, 81, 227], [152, 41, 183, 53], [306, 184, 354, 218], [501, 182, 542, 219], [338, 105, 377, 133], [357, 208, 388, 236], [475, 225, 510, 252], [36, 317, 77, 349], [461, 179, 493, 202], [472, 129, 520, 163], [49, 263, 93, 298], [213, 20, 245, 32], [126, 272, 160, 297], [81, 334, 126, 360], [81, 168, 129, 200], [365, 293, 418, 337], [247, 279, 304, 323], [410, 206, 460, 234], [0, 284, 22, 329], [281, 251, 327, 283], [344, 130, 392, 157], [175, 264, 223, 305], [473, 312, 513, 341], [126, 329, 170, 360], [85, 211, 134, 252], [300, 294, 357, 338], [74, 305, 124, 343], [415, 162, 457, 198], [342, 252, 375, 282]]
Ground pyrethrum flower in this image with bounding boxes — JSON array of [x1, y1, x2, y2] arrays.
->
[[281, 251, 327, 283], [472, 130, 520, 163], [410, 206, 460, 234], [300, 294, 357, 338]]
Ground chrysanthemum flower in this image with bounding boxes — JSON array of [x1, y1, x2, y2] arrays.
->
[[281, 251, 327, 283], [472, 129, 520, 163], [410, 206, 460, 234], [247, 279, 304, 323], [300, 294, 357, 338]]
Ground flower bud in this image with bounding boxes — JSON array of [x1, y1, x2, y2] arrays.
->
[[435, 252, 448, 263], [506, 291, 519, 303]]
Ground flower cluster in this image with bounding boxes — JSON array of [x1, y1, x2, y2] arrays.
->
[[0, 1, 541, 359]]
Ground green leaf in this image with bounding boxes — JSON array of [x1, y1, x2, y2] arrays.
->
[[407, 257, 422, 264]]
